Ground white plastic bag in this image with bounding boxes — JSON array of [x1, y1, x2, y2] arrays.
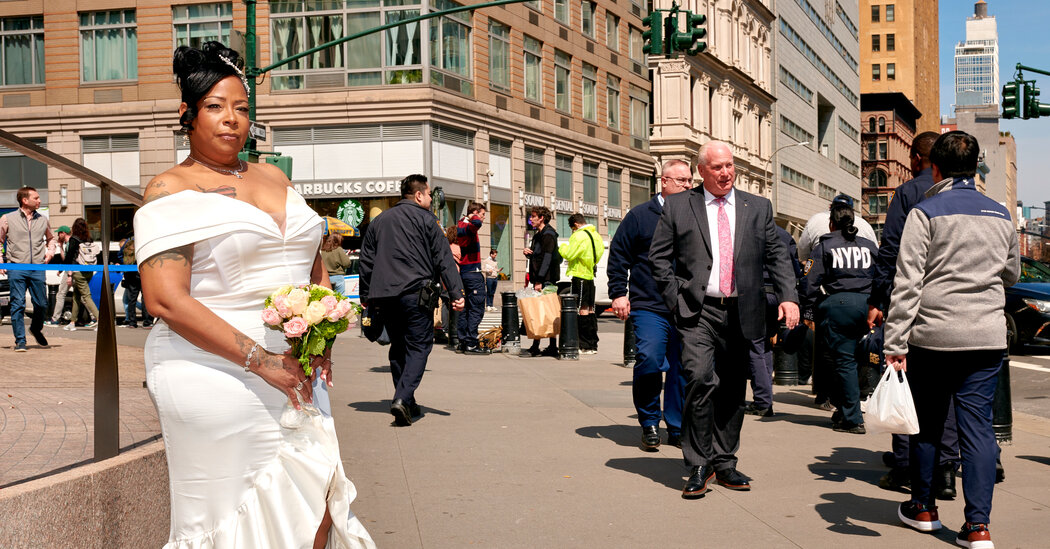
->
[[861, 367, 920, 435]]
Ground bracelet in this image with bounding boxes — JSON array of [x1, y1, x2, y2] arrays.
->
[[244, 343, 259, 372]]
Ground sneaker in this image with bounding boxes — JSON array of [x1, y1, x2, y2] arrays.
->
[[898, 501, 941, 532], [580, 349, 598, 355], [956, 522, 993, 549], [63, 324, 77, 332], [819, 401, 836, 412], [44, 320, 60, 327], [14, 343, 27, 352], [85, 320, 98, 328]]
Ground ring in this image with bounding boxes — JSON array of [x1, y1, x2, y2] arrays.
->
[[295, 381, 304, 390]]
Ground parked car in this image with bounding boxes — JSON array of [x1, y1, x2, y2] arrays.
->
[[1005, 256, 1050, 350]]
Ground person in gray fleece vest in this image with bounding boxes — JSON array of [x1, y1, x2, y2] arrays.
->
[[883, 131, 1019, 549]]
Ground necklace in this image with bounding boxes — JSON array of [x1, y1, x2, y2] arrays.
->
[[188, 155, 247, 179]]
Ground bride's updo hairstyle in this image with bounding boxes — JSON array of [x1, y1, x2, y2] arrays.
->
[[173, 41, 246, 133]]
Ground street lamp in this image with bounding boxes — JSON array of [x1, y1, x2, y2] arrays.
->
[[767, 140, 809, 213]]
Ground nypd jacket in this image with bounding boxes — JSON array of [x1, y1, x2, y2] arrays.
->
[[607, 194, 668, 314], [883, 178, 1020, 354], [799, 231, 878, 320], [559, 224, 604, 281], [868, 167, 936, 312]]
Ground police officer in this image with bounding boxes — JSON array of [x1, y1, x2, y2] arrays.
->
[[800, 202, 878, 434]]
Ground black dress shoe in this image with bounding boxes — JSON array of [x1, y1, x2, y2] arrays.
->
[[539, 345, 559, 358], [464, 346, 490, 355], [882, 451, 896, 468], [744, 402, 773, 417], [390, 399, 412, 426], [455, 343, 466, 354], [641, 425, 660, 451], [682, 465, 715, 499], [715, 468, 752, 491], [879, 467, 911, 492], [408, 402, 423, 420], [666, 433, 682, 449], [934, 465, 957, 500], [30, 328, 48, 347]]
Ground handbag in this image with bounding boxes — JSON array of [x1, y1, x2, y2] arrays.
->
[[862, 367, 920, 435], [361, 304, 389, 345]]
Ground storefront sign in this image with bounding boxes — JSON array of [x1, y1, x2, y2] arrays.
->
[[580, 202, 599, 216], [521, 193, 546, 207], [552, 198, 573, 212], [337, 199, 364, 228], [293, 180, 401, 198], [604, 206, 622, 219]]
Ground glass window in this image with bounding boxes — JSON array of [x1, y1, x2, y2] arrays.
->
[[524, 35, 542, 103], [878, 117, 886, 132], [0, 138, 47, 191], [629, 26, 643, 63], [868, 194, 888, 214], [867, 142, 876, 160], [0, 16, 45, 86], [887, 63, 895, 80], [554, 0, 569, 25], [488, 20, 509, 90], [872, 63, 880, 81], [872, 34, 880, 52], [386, 5, 422, 84], [525, 1, 541, 11], [524, 146, 544, 194], [630, 92, 647, 139], [868, 170, 887, 187], [80, 10, 137, 81], [871, 5, 879, 22], [886, 4, 894, 22], [886, 33, 895, 51], [607, 74, 620, 130], [554, 50, 571, 113], [607, 218, 620, 238], [583, 161, 598, 203], [606, 13, 619, 51], [582, 63, 597, 122], [582, 2, 596, 38], [173, 3, 232, 49], [629, 173, 651, 207], [607, 168, 621, 207], [868, 117, 876, 133], [878, 142, 887, 159], [429, 0, 471, 79], [556, 154, 573, 200]]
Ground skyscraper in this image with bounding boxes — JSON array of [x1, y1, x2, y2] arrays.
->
[[955, 0, 999, 108]]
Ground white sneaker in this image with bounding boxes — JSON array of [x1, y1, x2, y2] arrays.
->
[[63, 324, 76, 331], [580, 349, 598, 355]]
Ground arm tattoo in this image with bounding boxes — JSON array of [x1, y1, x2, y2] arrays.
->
[[143, 180, 171, 204], [195, 183, 237, 198], [140, 244, 192, 269]]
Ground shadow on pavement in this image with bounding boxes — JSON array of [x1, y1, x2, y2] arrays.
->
[[809, 446, 886, 486], [605, 456, 686, 491], [576, 424, 642, 448], [1017, 454, 1050, 467], [814, 492, 901, 537], [346, 400, 450, 417], [368, 366, 391, 373]]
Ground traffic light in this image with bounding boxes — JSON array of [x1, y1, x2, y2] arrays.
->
[[1002, 80, 1021, 119], [685, 12, 708, 55], [1026, 81, 1043, 119], [641, 11, 663, 56]]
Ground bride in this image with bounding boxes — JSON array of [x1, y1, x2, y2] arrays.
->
[[135, 42, 374, 548]]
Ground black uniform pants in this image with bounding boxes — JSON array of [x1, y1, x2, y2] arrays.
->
[[379, 291, 435, 406]]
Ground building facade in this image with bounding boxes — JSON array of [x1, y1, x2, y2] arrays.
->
[[954, 0, 998, 109], [860, 92, 919, 241], [859, 0, 939, 135], [0, 0, 655, 287], [772, 0, 862, 232]]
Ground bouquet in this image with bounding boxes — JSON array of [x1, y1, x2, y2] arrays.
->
[[262, 284, 358, 376]]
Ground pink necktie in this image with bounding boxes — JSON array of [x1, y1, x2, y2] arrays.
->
[[716, 197, 734, 296]]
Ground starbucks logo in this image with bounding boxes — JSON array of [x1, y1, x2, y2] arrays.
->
[[337, 199, 364, 228]]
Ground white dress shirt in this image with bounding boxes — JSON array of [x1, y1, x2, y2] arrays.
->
[[704, 187, 737, 297]]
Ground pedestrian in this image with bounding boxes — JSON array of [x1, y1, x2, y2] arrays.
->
[[608, 159, 690, 451], [481, 249, 502, 312], [321, 233, 352, 296], [650, 140, 799, 499], [359, 174, 465, 426], [867, 131, 962, 498], [798, 202, 878, 434], [0, 186, 55, 350], [63, 218, 100, 331], [522, 206, 560, 357], [883, 130, 1019, 549], [118, 233, 144, 328], [46, 225, 72, 326], [455, 202, 489, 354], [559, 213, 604, 354]]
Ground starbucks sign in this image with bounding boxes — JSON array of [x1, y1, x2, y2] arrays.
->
[[337, 199, 364, 228]]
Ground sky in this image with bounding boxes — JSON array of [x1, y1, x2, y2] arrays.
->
[[938, 0, 1050, 212]]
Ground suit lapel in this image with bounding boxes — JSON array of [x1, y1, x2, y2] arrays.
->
[[734, 189, 750, 254], [687, 189, 712, 256]]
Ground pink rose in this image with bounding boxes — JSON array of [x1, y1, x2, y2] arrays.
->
[[326, 298, 353, 322], [273, 295, 292, 318], [320, 295, 339, 314], [283, 317, 309, 338], [286, 288, 310, 315], [261, 307, 282, 326]]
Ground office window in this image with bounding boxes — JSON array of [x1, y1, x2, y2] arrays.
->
[[583, 161, 598, 203], [582, 63, 597, 122], [606, 13, 619, 51], [886, 5, 895, 22], [887, 63, 895, 80], [869, 194, 889, 214], [629, 26, 643, 63], [524, 146, 544, 194], [489, 20, 510, 90], [554, 50, 571, 113], [886, 33, 895, 52], [871, 5, 879, 22], [0, 139, 47, 190], [878, 142, 887, 159], [524, 35, 542, 103], [173, 3, 232, 49], [554, 0, 569, 25], [607, 168, 621, 207], [80, 10, 137, 82], [429, 0, 471, 81], [556, 154, 573, 200], [525, 1, 541, 11], [582, 2, 596, 38], [781, 164, 814, 191], [872, 34, 880, 52], [872, 63, 880, 81], [629, 173, 651, 207], [630, 88, 648, 139], [0, 16, 44, 86], [607, 74, 620, 129]]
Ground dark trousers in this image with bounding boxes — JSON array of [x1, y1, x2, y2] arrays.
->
[[632, 309, 684, 435], [485, 277, 498, 308], [818, 292, 869, 426], [907, 346, 1001, 524], [747, 292, 778, 409], [892, 404, 959, 468], [8, 269, 46, 346], [571, 277, 598, 351], [122, 272, 142, 326], [456, 271, 486, 347], [677, 299, 749, 470], [380, 292, 435, 406]]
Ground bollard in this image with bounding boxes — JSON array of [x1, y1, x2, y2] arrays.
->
[[993, 353, 1012, 444], [446, 304, 460, 350], [501, 291, 520, 353], [558, 293, 579, 360], [773, 322, 799, 385], [623, 316, 637, 368]]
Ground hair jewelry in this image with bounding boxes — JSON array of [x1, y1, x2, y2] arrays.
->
[[218, 53, 251, 93]]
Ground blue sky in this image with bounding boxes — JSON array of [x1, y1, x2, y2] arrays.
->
[[938, 0, 1050, 211]]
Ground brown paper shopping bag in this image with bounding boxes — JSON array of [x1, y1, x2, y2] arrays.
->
[[519, 293, 561, 339]]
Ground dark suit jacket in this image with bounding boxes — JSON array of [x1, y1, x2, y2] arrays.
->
[[649, 187, 798, 340]]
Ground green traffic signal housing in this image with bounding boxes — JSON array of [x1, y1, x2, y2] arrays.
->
[[642, 10, 664, 56], [1024, 81, 1050, 119], [686, 12, 708, 54], [1002, 81, 1021, 119]]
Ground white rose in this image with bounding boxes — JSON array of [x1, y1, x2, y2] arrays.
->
[[302, 301, 328, 326], [286, 288, 310, 315]]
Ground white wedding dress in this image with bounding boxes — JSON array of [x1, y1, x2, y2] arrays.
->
[[134, 189, 375, 549]]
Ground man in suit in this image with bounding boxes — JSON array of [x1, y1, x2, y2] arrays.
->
[[650, 140, 799, 499]]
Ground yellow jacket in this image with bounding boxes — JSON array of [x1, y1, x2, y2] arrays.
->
[[558, 224, 604, 280]]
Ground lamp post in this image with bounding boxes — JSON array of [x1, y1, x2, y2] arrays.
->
[[766, 140, 809, 214]]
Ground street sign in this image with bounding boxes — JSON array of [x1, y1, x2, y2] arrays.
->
[[249, 121, 267, 142]]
